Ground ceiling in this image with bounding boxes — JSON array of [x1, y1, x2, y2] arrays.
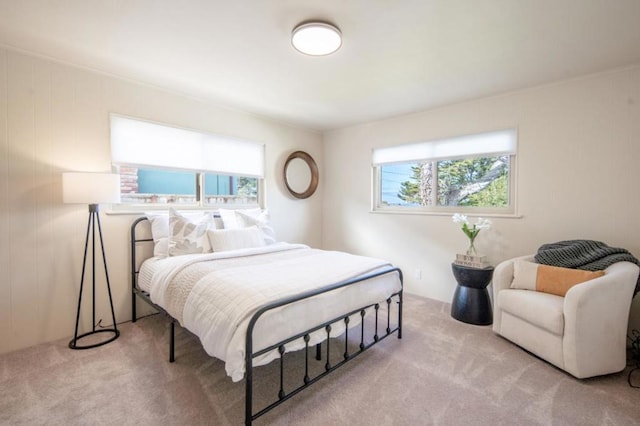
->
[[1, 0, 640, 132]]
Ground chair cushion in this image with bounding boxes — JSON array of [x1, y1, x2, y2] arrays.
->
[[497, 289, 565, 336]]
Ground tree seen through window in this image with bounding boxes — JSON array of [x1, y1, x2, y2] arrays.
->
[[387, 155, 509, 207]]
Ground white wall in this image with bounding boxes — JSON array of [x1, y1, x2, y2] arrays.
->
[[0, 48, 324, 354], [322, 66, 640, 333]]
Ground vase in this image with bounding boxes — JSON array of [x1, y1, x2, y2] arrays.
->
[[466, 239, 477, 256]]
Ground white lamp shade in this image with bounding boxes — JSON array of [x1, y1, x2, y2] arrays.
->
[[63, 172, 121, 204]]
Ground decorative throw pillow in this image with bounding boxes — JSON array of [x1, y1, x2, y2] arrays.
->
[[207, 226, 266, 252], [146, 211, 214, 257], [168, 208, 216, 256], [235, 209, 277, 245], [511, 260, 605, 297]]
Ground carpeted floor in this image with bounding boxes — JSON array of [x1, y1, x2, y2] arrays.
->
[[1, 294, 639, 425]]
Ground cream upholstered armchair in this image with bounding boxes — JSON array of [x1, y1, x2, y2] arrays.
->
[[492, 255, 639, 379]]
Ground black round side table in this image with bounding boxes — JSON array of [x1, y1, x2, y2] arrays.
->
[[451, 263, 494, 326]]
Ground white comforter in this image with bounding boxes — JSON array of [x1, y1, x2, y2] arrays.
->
[[145, 243, 401, 382]]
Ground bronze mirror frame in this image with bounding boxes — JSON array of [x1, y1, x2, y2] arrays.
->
[[283, 151, 319, 199]]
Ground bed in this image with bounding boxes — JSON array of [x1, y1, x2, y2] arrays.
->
[[130, 210, 403, 424]]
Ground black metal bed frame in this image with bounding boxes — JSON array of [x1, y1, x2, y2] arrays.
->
[[130, 216, 403, 425]]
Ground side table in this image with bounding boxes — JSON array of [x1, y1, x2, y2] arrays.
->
[[451, 263, 494, 326]]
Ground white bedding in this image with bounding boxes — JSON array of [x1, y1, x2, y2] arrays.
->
[[139, 243, 402, 382]]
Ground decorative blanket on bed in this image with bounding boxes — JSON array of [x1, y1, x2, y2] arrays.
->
[[534, 240, 640, 296]]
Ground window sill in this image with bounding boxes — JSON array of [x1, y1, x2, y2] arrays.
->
[[105, 203, 260, 215], [369, 209, 522, 219]]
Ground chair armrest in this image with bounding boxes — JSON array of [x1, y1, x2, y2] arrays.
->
[[492, 254, 535, 334], [563, 261, 639, 377], [492, 254, 535, 299]]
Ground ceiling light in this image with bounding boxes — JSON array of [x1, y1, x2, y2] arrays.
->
[[291, 22, 342, 56]]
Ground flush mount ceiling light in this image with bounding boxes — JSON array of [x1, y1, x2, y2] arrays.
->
[[291, 21, 342, 56]]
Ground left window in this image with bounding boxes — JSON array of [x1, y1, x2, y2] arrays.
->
[[110, 115, 264, 209]]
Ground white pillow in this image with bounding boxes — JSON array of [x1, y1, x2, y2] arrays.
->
[[145, 212, 169, 238], [235, 209, 277, 245], [153, 238, 169, 257], [168, 208, 216, 256], [145, 212, 170, 257], [207, 226, 266, 252], [218, 208, 262, 229]]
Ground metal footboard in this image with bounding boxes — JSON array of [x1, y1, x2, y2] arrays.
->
[[245, 268, 403, 425], [130, 216, 403, 425]]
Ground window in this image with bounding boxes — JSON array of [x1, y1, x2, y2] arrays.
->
[[119, 167, 197, 204], [203, 173, 258, 206], [372, 129, 517, 215], [110, 115, 264, 208]]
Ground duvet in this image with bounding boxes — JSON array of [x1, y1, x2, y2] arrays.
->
[[139, 243, 402, 381]]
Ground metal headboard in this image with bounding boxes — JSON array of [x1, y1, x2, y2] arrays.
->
[[130, 216, 155, 322]]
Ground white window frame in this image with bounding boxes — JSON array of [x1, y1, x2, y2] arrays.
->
[[372, 129, 518, 216], [109, 114, 265, 211]]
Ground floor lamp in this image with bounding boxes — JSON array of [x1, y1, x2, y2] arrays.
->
[[63, 172, 121, 349]]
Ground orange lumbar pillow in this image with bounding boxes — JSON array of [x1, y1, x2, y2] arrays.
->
[[511, 260, 605, 297]]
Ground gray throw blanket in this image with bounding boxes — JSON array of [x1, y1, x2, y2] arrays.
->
[[535, 240, 640, 297]]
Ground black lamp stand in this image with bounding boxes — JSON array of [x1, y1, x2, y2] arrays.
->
[[69, 203, 120, 349]]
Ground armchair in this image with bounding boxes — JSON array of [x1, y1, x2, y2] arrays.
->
[[492, 255, 639, 379]]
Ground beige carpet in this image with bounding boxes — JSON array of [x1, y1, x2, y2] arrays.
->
[[1, 295, 639, 425]]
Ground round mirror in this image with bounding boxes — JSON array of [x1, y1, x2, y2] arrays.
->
[[284, 151, 318, 199]]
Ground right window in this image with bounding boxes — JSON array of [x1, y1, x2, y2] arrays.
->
[[373, 129, 517, 215]]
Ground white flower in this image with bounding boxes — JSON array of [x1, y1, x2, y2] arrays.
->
[[452, 213, 468, 224], [475, 218, 492, 230], [452, 213, 492, 241]]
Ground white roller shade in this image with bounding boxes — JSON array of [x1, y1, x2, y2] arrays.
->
[[110, 115, 265, 178], [372, 129, 517, 165]]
